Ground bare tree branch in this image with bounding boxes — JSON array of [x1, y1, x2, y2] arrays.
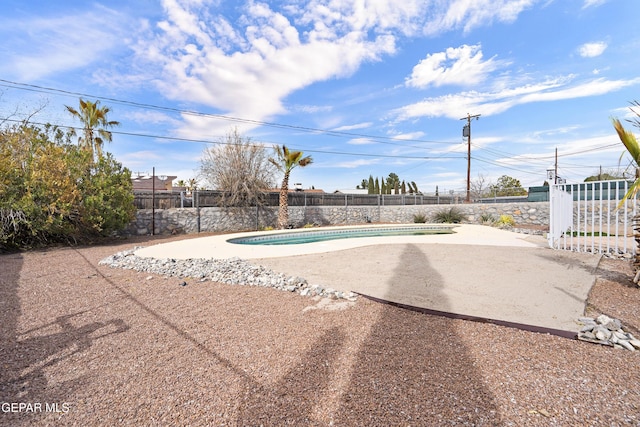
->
[[199, 128, 276, 207]]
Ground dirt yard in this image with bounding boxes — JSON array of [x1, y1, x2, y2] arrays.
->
[[1, 234, 639, 426]]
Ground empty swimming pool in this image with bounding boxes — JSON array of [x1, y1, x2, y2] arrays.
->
[[227, 225, 455, 245]]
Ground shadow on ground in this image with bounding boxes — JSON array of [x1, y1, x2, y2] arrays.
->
[[331, 244, 500, 425], [0, 250, 129, 426], [236, 244, 500, 425]]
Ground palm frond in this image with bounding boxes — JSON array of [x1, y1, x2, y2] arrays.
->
[[613, 117, 640, 209], [613, 118, 640, 166]]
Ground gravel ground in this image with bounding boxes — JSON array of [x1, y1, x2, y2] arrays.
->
[[1, 233, 639, 426]]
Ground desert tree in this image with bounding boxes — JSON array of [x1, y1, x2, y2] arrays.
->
[[367, 175, 375, 194], [269, 145, 312, 229], [488, 175, 527, 197], [199, 128, 275, 207], [470, 173, 491, 200]]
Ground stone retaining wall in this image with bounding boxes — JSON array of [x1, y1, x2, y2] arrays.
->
[[124, 202, 551, 235], [125, 201, 635, 236]]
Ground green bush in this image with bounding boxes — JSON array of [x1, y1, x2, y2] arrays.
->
[[432, 207, 464, 224], [0, 123, 135, 251], [412, 212, 428, 223]]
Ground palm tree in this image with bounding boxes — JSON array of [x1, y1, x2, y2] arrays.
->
[[269, 145, 313, 229], [613, 109, 640, 274], [66, 99, 120, 159]]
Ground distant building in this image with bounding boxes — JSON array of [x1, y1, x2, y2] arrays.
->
[[334, 188, 369, 195], [132, 175, 177, 192], [267, 187, 325, 194]]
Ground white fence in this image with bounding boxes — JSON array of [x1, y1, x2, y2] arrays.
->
[[548, 181, 638, 255]]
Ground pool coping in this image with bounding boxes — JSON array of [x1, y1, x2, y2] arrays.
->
[[134, 224, 547, 260], [226, 224, 456, 245]]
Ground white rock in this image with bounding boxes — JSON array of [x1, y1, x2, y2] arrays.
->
[[618, 340, 635, 351], [613, 331, 628, 340], [595, 327, 611, 341]]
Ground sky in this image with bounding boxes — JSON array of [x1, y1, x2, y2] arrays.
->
[[1, 0, 639, 195]]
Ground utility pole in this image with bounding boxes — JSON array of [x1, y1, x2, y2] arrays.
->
[[555, 148, 558, 185], [460, 113, 481, 202]]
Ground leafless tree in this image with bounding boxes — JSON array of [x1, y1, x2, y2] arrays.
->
[[470, 173, 492, 200], [199, 128, 276, 207]]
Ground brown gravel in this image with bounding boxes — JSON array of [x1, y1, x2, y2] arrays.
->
[[1, 234, 639, 426]]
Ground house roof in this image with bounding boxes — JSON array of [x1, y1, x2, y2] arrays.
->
[[132, 175, 177, 191]]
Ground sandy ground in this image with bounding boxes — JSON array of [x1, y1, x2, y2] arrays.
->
[[136, 225, 600, 331], [255, 243, 600, 332]]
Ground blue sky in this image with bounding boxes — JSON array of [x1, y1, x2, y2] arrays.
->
[[1, 0, 639, 194]]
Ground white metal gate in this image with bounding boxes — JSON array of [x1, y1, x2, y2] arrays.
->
[[548, 181, 638, 255]]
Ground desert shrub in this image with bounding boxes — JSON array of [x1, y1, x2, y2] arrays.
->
[[75, 152, 135, 236], [432, 207, 464, 224], [479, 213, 495, 224], [413, 212, 428, 223], [0, 123, 135, 251], [496, 214, 516, 228]]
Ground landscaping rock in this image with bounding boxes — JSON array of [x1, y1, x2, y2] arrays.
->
[[99, 248, 356, 302], [577, 315, 638, 352]]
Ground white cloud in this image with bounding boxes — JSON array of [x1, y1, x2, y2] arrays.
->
[[495, 134, 621, 168], [406, 44, 503, 88], [292, 104, 334, 114], [333, 122, 373, 131], [394, 76, 640, 121], [582, 0, 609, 9], [0, 5, 129, 81], [390, 131, 426, 140], [611, 104, 640, 120], [134, 0, 398, 125], [422, 0, 537, 35], [578, 41, 607, 58], [129, 111, 182, 126], [347, 137, 375, 145], [334, 158, 380, 168], [128, 0, 538, 135]]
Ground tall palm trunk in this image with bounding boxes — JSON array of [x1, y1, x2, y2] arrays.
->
[[269, 145, 312, 229], [277, 171, 290, 229]]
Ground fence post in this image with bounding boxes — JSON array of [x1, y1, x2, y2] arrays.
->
[[345, 194, 348, 224], [196, 190, 201, 233]]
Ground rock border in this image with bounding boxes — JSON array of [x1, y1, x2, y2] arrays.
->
[[577, 314, 640, 351], [99, 247, 357, 302]]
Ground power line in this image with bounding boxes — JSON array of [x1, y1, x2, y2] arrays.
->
[[0, 117, 464, 161], [0, 78, 460, 149], [472, 142, 621, 164], [472, 155, 545, 176]]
